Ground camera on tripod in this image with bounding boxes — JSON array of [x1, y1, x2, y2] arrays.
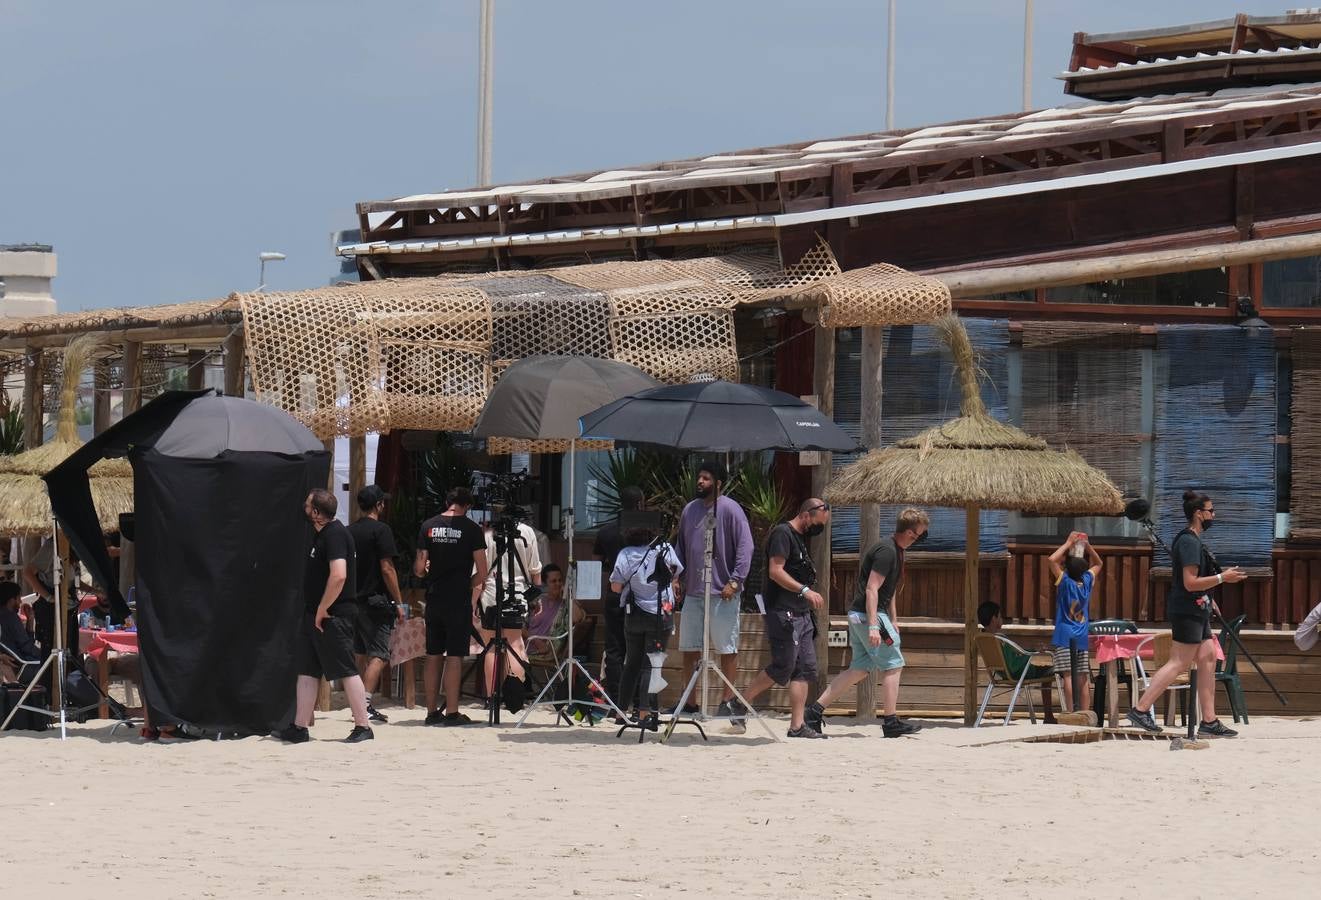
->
[[473, 470, 541, 606]]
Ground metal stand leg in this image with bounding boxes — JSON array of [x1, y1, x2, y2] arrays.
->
[[661, 657, 778, 743]]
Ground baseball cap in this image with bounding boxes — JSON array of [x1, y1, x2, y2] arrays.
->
[[357, 484, 391, 510]]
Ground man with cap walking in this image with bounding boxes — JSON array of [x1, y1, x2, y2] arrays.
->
[[349, 485, 405, 724]]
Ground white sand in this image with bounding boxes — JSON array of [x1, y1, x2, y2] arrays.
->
[[4, 707, 1319, 898]]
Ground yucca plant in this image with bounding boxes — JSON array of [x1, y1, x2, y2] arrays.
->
[[0, 403, 24, 456]]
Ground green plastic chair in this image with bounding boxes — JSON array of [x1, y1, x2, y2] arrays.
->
[[1216, 614, 1248, 724]]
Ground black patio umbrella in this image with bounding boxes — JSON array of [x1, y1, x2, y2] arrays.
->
[[578, 380, 859, 453], [472, 355, 661, 442]]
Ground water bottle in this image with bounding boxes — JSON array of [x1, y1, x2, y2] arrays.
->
[[78, 610, 90, 629]]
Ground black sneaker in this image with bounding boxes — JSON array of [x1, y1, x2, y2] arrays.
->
[[424, 709, 445, 726], [804, 701, 826, 734], [1126, 708, 1162, 733], [787, 724, 827, 739], [366, 703, 388, 724], [440, 712, 473, 727], [671, 701, 700, 717], [1198, 718, 1238, 738], [276, 725, 309, 744], [345, 725, 375, 743], [729, 698, 748, 727], [882, 718, 922, 738]]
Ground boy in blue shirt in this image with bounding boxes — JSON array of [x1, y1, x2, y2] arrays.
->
[[1048, 532, 1102, 712]]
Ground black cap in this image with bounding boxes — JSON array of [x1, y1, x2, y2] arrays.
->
[[357, 484, 391, 511]]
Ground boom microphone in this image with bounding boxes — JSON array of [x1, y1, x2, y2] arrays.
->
[[1123, 497, 1151, 522]]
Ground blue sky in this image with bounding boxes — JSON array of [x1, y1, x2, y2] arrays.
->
[[1, 1, 1264, 310]]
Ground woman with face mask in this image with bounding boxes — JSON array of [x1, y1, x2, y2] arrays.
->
[[1127, 490, 1247, 736]]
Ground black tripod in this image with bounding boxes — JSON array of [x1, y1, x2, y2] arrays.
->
[[474, 514, 535, 726]]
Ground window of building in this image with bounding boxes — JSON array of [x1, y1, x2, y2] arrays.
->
[[1263, 255, 1321, 308], [1045, 268, 1227, 306]]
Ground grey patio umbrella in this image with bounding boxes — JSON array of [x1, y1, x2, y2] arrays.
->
[[471, 355, 661, 728]]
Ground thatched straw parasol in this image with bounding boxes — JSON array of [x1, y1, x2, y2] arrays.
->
[[825, 316, 1125, 725], [0, 335, 133, 537]]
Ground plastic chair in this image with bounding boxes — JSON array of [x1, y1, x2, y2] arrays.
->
[[1216, 614, 1248, 724], [1089, 619, 1139, 710], [1135, 632, 1192, 726], [974, 634, 1055, 727]]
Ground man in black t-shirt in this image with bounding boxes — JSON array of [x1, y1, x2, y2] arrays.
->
[[593, 485, 643, 709], [733, 499, 831, 738], [414, 486, 488, 726], [280, 489, 374, 744], [348, 485, 405, 724]]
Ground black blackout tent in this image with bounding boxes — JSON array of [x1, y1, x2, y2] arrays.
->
[[46, 391, 329, 734]]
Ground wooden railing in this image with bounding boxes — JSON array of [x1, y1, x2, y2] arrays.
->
[[829, 542, 1321, 627]]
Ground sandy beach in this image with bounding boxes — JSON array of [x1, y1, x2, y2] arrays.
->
[[5, 706, 1320, 899]]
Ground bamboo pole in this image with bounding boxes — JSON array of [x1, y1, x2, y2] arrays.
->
[[222, 330, 245, 398], [22, 346, 43, 449], [963, 506, 980, 726], [186, 348, 206, 391], [856, 326, 882, 721], [937, 230, 1321, 298], [348, 435, 367, 523]]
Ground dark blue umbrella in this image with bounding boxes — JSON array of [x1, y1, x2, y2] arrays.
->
[[578, 380, 858, 453]]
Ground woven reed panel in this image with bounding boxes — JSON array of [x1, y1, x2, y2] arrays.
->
[[806, 262, 952, 328], [486, 438, 614, 455], [366, 283, 491, 433], [607, 285, 740, 383], [1020, 324, 1148, 497], [238, 287, 390, 439], [1153, 325, 1276, 567], [829, 318, 1011, 554], [1290, 331, 1321, 539], [474, 274, 612, 365]]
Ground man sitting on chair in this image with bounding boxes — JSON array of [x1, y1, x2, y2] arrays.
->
[[0, 582, 40, 684]]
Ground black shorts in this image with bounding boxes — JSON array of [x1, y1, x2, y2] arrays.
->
[[426, 596, 474, 657], [480, 602, 526, 632], [296, 612, 359, 681], [1171, 609, 1213, 645], [353, 607, 395, 660], [763, 609, 818, 685]]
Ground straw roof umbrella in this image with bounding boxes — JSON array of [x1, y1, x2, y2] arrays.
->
[[825, 316, 1125, 725], [0, 334, 133, 537]]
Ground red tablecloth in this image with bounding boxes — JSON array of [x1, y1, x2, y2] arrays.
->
[[80, 628, 140, 660], [388, 617, 425, 667], [1090, 633, 1224, 665]]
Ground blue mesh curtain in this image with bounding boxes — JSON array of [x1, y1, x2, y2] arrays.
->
[[1153, 325, 1275, 567], [832, 319, 1011, 553]]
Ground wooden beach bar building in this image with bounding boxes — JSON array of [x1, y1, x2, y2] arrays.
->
[[7, 12, 1321, 719]]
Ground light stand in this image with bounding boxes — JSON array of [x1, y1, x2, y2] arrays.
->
[[516, 439, 628, 727], [662, 482, 778, 743], [1, 519, 98, 737]]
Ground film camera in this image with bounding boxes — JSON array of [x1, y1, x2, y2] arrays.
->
[[472, 470, 541, 605]]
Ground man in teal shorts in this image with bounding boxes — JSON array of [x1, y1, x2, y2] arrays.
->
[[805, 508, 928, 738]]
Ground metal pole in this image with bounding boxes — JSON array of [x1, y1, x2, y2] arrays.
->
[[1022, 0, 1034, 111], [885, 0, 896, 129], [477, 0, 494, 185]]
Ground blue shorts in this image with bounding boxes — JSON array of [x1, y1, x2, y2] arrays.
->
[[677, 592, 741, 654], [847, 612, 905, 672]]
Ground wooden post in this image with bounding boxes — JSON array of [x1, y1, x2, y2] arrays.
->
[[964, 506, 980, 726], [186, 348, 206, 391], [121, 341, 142, 415], [93, 364, 111, 435], [22, 346, 43, 449], [322, 438, 336, 492], [808, 319, 835, 700], [348, 435, 367, 522], [222, 330, 245, 398], [856, 326, 883, 721]]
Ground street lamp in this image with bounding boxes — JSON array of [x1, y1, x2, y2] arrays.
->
[[257, 251, 286, 291]]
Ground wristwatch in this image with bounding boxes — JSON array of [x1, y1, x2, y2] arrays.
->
[[797, 585, 809, 598]]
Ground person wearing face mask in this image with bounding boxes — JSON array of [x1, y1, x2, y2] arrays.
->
[[734, 499, 831, 738], [805, 507, 929, 738], [1127, 490, 1246, 737]]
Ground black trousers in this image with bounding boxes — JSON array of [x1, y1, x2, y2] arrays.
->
[[33, 599, 78, 660], [602, 594, 625, 704], [620, 609, 669, 713]]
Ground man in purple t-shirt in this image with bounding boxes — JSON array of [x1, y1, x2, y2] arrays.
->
[[671, 460, 753, 731]]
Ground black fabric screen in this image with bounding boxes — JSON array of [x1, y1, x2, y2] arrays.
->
[[132, 448, 329, 733]]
